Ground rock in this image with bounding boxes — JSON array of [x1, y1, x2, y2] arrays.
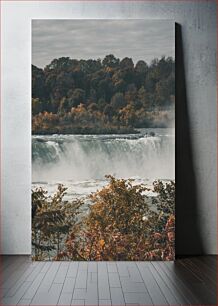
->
[[149, 131, 155, 137]]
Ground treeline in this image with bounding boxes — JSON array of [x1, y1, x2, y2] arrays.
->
[[32, 176, 175, 261], [32, 55, 175, 134]]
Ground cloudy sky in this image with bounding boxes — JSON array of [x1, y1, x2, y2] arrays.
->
[[32, 19, 175, 68]]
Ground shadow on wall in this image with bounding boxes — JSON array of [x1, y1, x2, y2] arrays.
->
[[175, 23, 205, 256]]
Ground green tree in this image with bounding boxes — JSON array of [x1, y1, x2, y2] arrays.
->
[[111, 92, 126, 109], [68, 88, 85, 107], [103, 104, 115, 121], [32, 65, 47, 100], [32, 185, 83, 260], [32, 98, 43, 115], [102, 54, 120, 68], [44, 57, 73, 72], [135, 60, 148, 74]]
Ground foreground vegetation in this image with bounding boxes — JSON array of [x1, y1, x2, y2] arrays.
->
[[32, 55, 175, 134], [32, 176, 175, 261]]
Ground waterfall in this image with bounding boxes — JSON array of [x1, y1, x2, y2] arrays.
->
[[32, 129, 175, 183]]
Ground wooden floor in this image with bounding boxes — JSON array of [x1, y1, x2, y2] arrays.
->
[[0, 256, 217, 305]]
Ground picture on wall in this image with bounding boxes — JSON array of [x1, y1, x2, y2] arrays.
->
[[32, 20, 175, 261]]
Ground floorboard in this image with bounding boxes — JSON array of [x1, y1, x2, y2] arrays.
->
[[0, 256, 217, 305]]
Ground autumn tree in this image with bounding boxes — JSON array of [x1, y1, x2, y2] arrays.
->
[[32, 55, 175, 134], [32, 185, 83, 260], [65, 176, 175, 261]]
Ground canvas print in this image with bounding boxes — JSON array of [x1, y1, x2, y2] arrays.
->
[[32, 20, 175, 261]]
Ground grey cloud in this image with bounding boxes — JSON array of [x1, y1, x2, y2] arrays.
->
[[32, 19, 175, 68]]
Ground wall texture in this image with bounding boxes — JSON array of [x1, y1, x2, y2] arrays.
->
[[1, 1, 217, 254]]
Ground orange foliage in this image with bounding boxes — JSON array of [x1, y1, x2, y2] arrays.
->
[[65, 176, 175, 261]]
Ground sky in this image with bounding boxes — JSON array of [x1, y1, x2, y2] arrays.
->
[[32, 19, 175, 69]]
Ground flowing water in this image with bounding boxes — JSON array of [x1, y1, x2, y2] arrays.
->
[[32, 128, 175, 201]]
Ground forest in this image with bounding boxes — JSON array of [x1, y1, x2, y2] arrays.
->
[[32, 55, 175, 134], [32, 176, 175, 261]]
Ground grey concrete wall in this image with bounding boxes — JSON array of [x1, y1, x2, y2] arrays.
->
[[1, 1, 217, 254]]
